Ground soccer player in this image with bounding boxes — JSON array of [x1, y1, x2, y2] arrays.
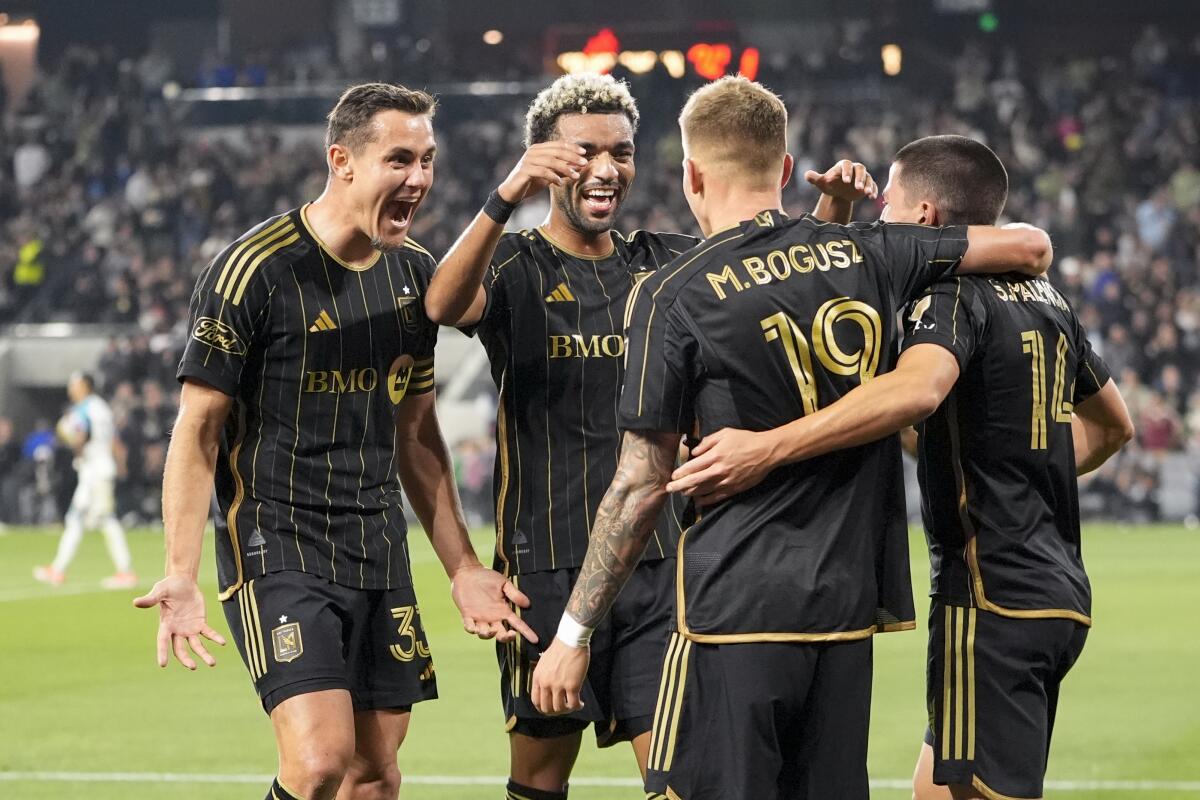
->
[[664, 135, 1134, 800], [424, 72, 876, 800], [134, 83, 532, 800], [33, 372, 136, 589], [531, 78, 1057, 800]]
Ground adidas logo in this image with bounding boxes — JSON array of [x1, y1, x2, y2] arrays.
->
[[247, 530, 267, 547], [544, 282, 576, 303], [308, 310, 337, 332]]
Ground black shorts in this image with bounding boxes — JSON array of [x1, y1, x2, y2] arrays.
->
[[497, 558, 673, 746], [925, 600, 1089, 800], [645, 633, 873, 800], [222, 570, 438, 715]]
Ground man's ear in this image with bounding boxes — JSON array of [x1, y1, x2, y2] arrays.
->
[[328, 144, 353, 181], [684, 158, 703, 196], [920, 200, 940, 227], [780, 153, 794, 189]]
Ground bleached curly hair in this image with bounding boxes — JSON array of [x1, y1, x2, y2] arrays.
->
[[524, 73, 640, 147]]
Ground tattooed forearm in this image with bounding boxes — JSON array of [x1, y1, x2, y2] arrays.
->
[[566, 430, 678, 628]]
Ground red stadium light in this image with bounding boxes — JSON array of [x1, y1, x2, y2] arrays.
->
[[584, 27, 619, 56], [687, 42, 732, 81], [737, 47, 760, 81]]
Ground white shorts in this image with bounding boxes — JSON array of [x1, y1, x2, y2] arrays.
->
[[70, 471, 116, 526]]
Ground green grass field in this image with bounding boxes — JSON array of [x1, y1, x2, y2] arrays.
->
[[1, 524, 1197, 799]]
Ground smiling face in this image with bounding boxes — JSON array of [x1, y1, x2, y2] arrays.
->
[[549, 113, 635, 236], [335, 110, 436, 252]]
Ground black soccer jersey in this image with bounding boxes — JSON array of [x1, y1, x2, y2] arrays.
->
[[472, 227, 697, 575], [178, 206, 439, 600], [903, 274, 1111, 624], [619, 211, 969, 641]]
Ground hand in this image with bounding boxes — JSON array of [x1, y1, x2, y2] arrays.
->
[[666, 428, 778, 505], [133, 575, 226, 670], [497, 142, 589, 204], [804, 159, 878, 202], [450, 565, 539, 644], [530, 638, 590, 715]]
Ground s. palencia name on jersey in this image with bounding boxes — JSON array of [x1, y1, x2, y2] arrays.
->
[[706, 238, 865, 300]]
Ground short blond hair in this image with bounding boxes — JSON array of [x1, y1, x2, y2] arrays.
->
[[679, 76, 787, 186]]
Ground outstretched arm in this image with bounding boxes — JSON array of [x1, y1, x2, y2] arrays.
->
[[668, 344, 960, 505], [960, 222, 1053, 277], [530, 430, 678, 714]]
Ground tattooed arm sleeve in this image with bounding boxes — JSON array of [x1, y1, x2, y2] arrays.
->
[[565, 430, 680, 628]]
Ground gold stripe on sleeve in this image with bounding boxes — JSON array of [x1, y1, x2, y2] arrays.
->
[[215, 217, 292, 295]]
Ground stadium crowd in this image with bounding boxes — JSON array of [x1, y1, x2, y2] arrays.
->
[[0, 25, 1197, 526]]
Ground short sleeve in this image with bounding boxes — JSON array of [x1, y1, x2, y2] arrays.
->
[[901, 277, 987, 372], [618, 282, 699, 434], [177, 250, 274, 397], [403, 250, 439, 396], [852, 221, 970, 306], [1071, 319, 1112, 405], [462, 233, 522, 338]]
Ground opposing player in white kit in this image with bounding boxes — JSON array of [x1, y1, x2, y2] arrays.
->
[[34, 372, 136, 589]]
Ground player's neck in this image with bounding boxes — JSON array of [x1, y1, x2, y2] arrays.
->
[[701, 191, 784, 238], [540, 214, 614, 258], [304, 194, 379, 267]]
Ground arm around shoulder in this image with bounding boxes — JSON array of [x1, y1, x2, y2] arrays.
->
[[960, 222, 1052, 277]]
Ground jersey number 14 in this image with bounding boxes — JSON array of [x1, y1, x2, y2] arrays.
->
[[1020, 330, 1074, 450]]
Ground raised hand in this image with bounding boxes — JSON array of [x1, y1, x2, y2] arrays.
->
[[497, 142, 589, 204], [804, 159, 878, 202]]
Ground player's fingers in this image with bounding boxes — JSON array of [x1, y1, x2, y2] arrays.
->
[[172, 634, 197, 670], [865, 175, 878, 199], [530, 166, 567, 186], [501, 581, 532, 609], [475, 622, 500, 641], [526, 154, 580, 178], [506, 614, 539, 644], [200, 624, 226, 646], [666, 466, 712, 494], [853, 163, 866, 190], [462, 616, 478, 635], [840, 159, 854, 183], [188, 634, 217, 667], [155, 626, 171, 668], [132, 589, 161, 609], [803, 169, 822, 186]]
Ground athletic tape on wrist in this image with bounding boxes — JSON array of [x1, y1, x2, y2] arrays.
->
[[555, 613, 594, 648]]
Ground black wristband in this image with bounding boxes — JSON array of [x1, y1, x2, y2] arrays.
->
[[483, 189, 518, 225]]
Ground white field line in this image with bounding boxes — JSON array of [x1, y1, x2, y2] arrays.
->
[[0, 585, 128, 603], [0, 772, 1198, 791]]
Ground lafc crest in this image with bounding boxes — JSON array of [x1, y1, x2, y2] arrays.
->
[[272, 622, 303, 663], [397, 292, 420, 332]]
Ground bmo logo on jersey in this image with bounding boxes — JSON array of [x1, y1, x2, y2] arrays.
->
[[304, 368, 379, 394], [548, 334, 626, 359]]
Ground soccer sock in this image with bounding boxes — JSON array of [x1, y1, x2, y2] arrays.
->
[[265, 778, 304, 800], [506, 779, 568, 800], [101, 515, 133, 572], [51, 511, 85, 573]]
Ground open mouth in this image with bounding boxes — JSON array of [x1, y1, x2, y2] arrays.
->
[[580, 185, 618, 216], [385, 198, 419, 231]]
